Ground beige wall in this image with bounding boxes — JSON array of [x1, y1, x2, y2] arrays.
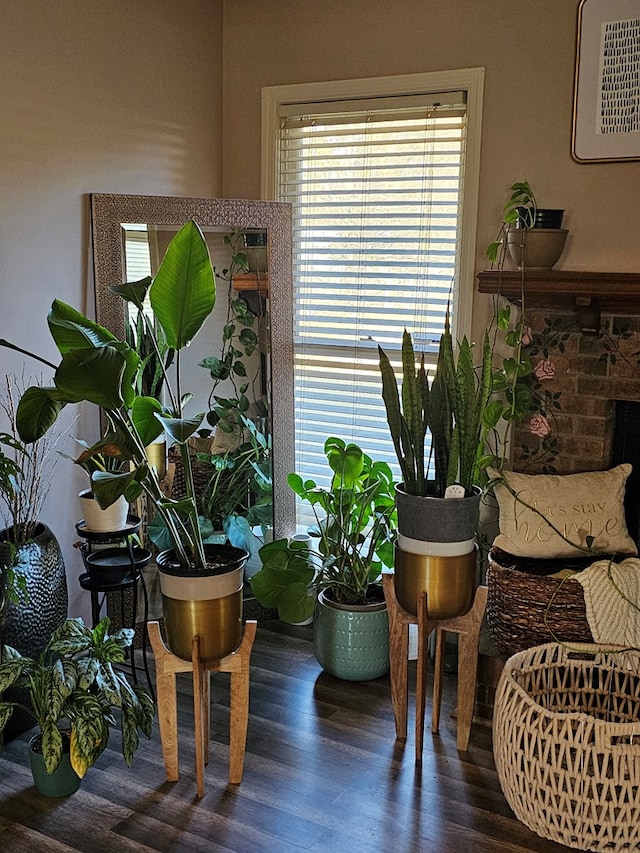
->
[[1, 0, 223, 619], [221, 0, 639, 290], [3, 0, 639, 620]]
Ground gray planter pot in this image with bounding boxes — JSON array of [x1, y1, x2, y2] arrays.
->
[[313, 588, 389, 681], [395, 484, 481, 542]]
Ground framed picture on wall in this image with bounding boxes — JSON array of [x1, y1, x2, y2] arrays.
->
[[572, 0, 640, 162]]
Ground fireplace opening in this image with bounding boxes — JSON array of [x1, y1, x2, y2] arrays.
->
[[611, 400, 640, 547]]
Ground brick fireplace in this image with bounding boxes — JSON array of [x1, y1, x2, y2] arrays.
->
[[474, 268, 640, 712], [477, 269, 640, 477], [513, 306, 640, 474]]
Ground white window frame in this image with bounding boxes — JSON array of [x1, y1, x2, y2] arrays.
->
[[261, 68, 485, 341]]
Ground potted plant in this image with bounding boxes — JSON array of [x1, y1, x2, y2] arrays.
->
[[0, 616, 154, 797], [0, 220, 249, 667], [377, 307, 493, 618], [65, 435, 138, 533], [0, 375, 69, 736], [487, 180, 568, 271], [250, 437, 396, 681]]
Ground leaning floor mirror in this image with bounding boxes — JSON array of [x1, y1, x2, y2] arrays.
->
[[90, 193, 295, 552]]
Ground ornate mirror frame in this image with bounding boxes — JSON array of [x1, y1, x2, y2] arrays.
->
[[89, 193, 295, 539]]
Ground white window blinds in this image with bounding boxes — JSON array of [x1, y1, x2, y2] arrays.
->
[[277, 93, 468, 489]]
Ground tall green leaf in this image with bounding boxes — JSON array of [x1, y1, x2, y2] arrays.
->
[[150, 220, 215, 350]]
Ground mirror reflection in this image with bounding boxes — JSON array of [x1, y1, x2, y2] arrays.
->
[[90, 194, 295, 553]]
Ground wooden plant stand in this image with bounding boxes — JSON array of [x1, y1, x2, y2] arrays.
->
[[148, 619, 257, 798], [382, 574, 487, 763]]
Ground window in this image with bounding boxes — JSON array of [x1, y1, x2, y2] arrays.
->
[[262, 71, 484, 497]]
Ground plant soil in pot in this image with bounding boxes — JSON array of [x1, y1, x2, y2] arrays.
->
[[157, 543, 248, 664], [313, 586, 390, 681]]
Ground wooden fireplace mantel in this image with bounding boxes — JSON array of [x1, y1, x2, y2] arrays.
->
[[476, 270, 640, 315]]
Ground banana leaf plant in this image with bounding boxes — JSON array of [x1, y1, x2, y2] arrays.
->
[[0, 220, 215, 571], [378, 308, 494, 498], [0, 617, 154, 778]]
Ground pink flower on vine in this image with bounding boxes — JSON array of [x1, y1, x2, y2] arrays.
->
[[533, 359, 555, 381], [530, 415, 550, 437], [521, 326, 533, 346]]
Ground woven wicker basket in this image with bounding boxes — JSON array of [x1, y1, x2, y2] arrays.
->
[[487, 548, 594, 657], [494, 643, 640, 851]]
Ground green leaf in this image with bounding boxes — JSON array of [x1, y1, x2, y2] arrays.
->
[[110, 277, 152, 311], [92, 469, 143, 508], [150, 220, 216, 350], [54, 347, 130, 409], [131, 396, 165, 447], [15, 386, 66, 444], [0, 659, 24, 693], [326, 438, 363, 486], [483, 399, 504, 429], [41, 721, 63, 775], [156, 413, 204, 445], [0, 703, 14, 731], [47, 299, 117, 354], [277, 583, 315, 624], [496, 306, 511, 330]]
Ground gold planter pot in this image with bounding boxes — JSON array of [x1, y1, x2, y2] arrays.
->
[[394, 545, 477, 619], [157, 545, 247, 665]]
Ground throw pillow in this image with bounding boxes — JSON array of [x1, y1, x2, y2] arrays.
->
[[488, 464, 637, 559]]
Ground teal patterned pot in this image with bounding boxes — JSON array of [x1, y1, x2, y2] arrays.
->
[[313, 588, 389, 681]]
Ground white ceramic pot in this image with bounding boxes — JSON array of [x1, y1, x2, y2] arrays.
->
[[79, 490, 129, 533]]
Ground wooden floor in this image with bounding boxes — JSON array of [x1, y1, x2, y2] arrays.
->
[[0, 620, 572, 853]]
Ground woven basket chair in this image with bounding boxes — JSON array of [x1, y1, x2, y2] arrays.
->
[[494, 642, 640, 851]]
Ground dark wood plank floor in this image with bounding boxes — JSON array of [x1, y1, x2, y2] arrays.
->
[[0, 621, 572, 852]]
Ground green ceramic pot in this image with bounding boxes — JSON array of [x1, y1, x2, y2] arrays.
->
[[28, 735, 81, 798], [313, 588, 389, 681]]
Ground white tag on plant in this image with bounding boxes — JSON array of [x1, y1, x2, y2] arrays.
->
[[444, 484, 466, 499]]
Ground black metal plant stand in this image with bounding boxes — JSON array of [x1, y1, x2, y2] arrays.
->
[[75, 515, 155, 700]]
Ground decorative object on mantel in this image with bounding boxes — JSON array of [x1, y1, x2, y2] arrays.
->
[[572, 0, 640, 163], [506, 228, 568, 271], [487, 181, 568, 272]]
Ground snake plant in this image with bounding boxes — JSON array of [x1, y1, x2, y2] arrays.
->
[[378, 308, 493, 498]]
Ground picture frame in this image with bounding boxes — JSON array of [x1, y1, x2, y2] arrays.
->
[[572, 0, 640, 163]]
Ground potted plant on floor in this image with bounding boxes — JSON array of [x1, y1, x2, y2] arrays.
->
[[377, 306, 494, 618], [0, 616, 154, 796], [250, 437, 396, 681], [0, 375, 69, 737], [0, 220, 249, 666]]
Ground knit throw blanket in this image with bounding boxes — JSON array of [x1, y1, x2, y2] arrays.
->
[[574, 557, 640, 649]]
